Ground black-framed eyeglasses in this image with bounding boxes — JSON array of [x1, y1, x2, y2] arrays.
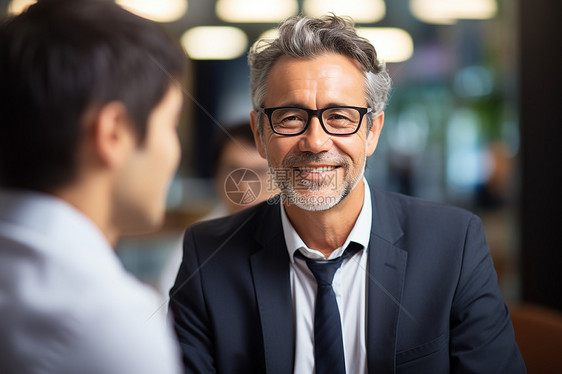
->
[[257, 106, 373, 136]]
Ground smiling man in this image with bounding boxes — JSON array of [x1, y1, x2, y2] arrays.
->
[[170, 15, 525, 374]]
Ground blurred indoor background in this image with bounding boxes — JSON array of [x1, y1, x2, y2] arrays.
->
[[1, 0, 560, 318]]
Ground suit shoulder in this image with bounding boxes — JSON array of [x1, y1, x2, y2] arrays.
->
[[184, 200, 277, 244], [374, 188, 477, 225]]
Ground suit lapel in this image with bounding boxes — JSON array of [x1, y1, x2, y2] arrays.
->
[[366, 188, 408, 373], [250, 201, 294, 374]]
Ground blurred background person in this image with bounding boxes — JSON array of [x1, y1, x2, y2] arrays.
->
[[211, 121, 277, 216], [0, 0, 186, 373], [158, 122, 278, 296]]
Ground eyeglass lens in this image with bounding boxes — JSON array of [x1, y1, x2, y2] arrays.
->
[[270, 107, 362, 135]]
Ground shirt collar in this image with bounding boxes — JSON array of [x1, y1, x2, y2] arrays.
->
[[281, 178, 372, 262]]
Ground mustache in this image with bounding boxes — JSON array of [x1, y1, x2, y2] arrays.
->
[[281, 151, 348, 169]]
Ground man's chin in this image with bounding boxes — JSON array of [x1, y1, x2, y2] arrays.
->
[[281, 189, 344, 211]]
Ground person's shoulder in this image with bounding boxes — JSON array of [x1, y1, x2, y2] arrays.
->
[[187, 198, 278, 239], [370, 188, 487, 262], [372, 187, 477, 225], [0, 244, 181, 374], [71, 281, 181, 374], [180, 198, 282, 261]]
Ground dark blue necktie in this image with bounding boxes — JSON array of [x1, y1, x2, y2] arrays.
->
[[296, 243, 362, 374]]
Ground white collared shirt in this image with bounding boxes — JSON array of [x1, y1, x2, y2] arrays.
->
[[281, 179, 372, 374], [0, 190, 182, 374]]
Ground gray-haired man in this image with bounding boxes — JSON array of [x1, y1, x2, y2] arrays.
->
[[170, 15, 525, 374]]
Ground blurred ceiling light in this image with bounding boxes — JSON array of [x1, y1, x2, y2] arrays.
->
[[216, 0, 298, 23], [181, 26, 248, 60], [258, 28, 279, 41], [357, 28, 414, 63], [412, 14, 457, 25], [7, 0, 36, 16], [247, 29, 279, 54], [410, 0, 497, 24], [303, 0, 385, 23], [116, 0, 188, 23]]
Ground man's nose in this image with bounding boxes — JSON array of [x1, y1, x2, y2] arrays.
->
[[298, 116, 332, 153]]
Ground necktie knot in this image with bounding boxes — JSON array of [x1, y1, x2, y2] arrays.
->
[[296, 242, 362, 286], [305, 257, 345, 287]]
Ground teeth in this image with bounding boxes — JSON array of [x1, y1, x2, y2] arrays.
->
[[298, 166, 336, 173]]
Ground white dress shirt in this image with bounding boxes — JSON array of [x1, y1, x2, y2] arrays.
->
[[0, 190, 182, 374], [281, 179, 372, 374]]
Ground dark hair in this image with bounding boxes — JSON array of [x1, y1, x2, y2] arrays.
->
[[0, 0, 186, 191], [212, 122, 256, 174]]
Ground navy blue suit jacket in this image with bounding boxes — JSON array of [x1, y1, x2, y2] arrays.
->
[[169, 187, 526, 373]]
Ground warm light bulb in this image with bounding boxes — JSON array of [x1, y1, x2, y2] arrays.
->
[[116, 0, 188, 23], [216, 0, 298, 23], [257, 28, 279, 41], [357, 28, 414, 63], [7, 0, 36, 16], [411, 0, 497, 24], [303, 0, 386, 23], [181, 27, 248, 60]]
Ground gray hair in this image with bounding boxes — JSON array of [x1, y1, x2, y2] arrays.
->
[[248, 14, 391, 132]]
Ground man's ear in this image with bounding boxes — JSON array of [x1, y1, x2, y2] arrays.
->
[[250, 110, 267, 159], [366, 111, 385, 157], [90, 102, 136, 168]]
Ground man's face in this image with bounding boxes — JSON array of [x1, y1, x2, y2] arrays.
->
[[251, 53, 384, 211], [114, 85, 183, 233]]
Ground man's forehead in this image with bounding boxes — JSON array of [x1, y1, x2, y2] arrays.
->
[[268, 53, 363, 77], [264, 53, 366, 107]]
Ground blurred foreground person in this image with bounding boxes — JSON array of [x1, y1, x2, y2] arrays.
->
[[169, 15, 526, 373], [0, 0, 186, 373]]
